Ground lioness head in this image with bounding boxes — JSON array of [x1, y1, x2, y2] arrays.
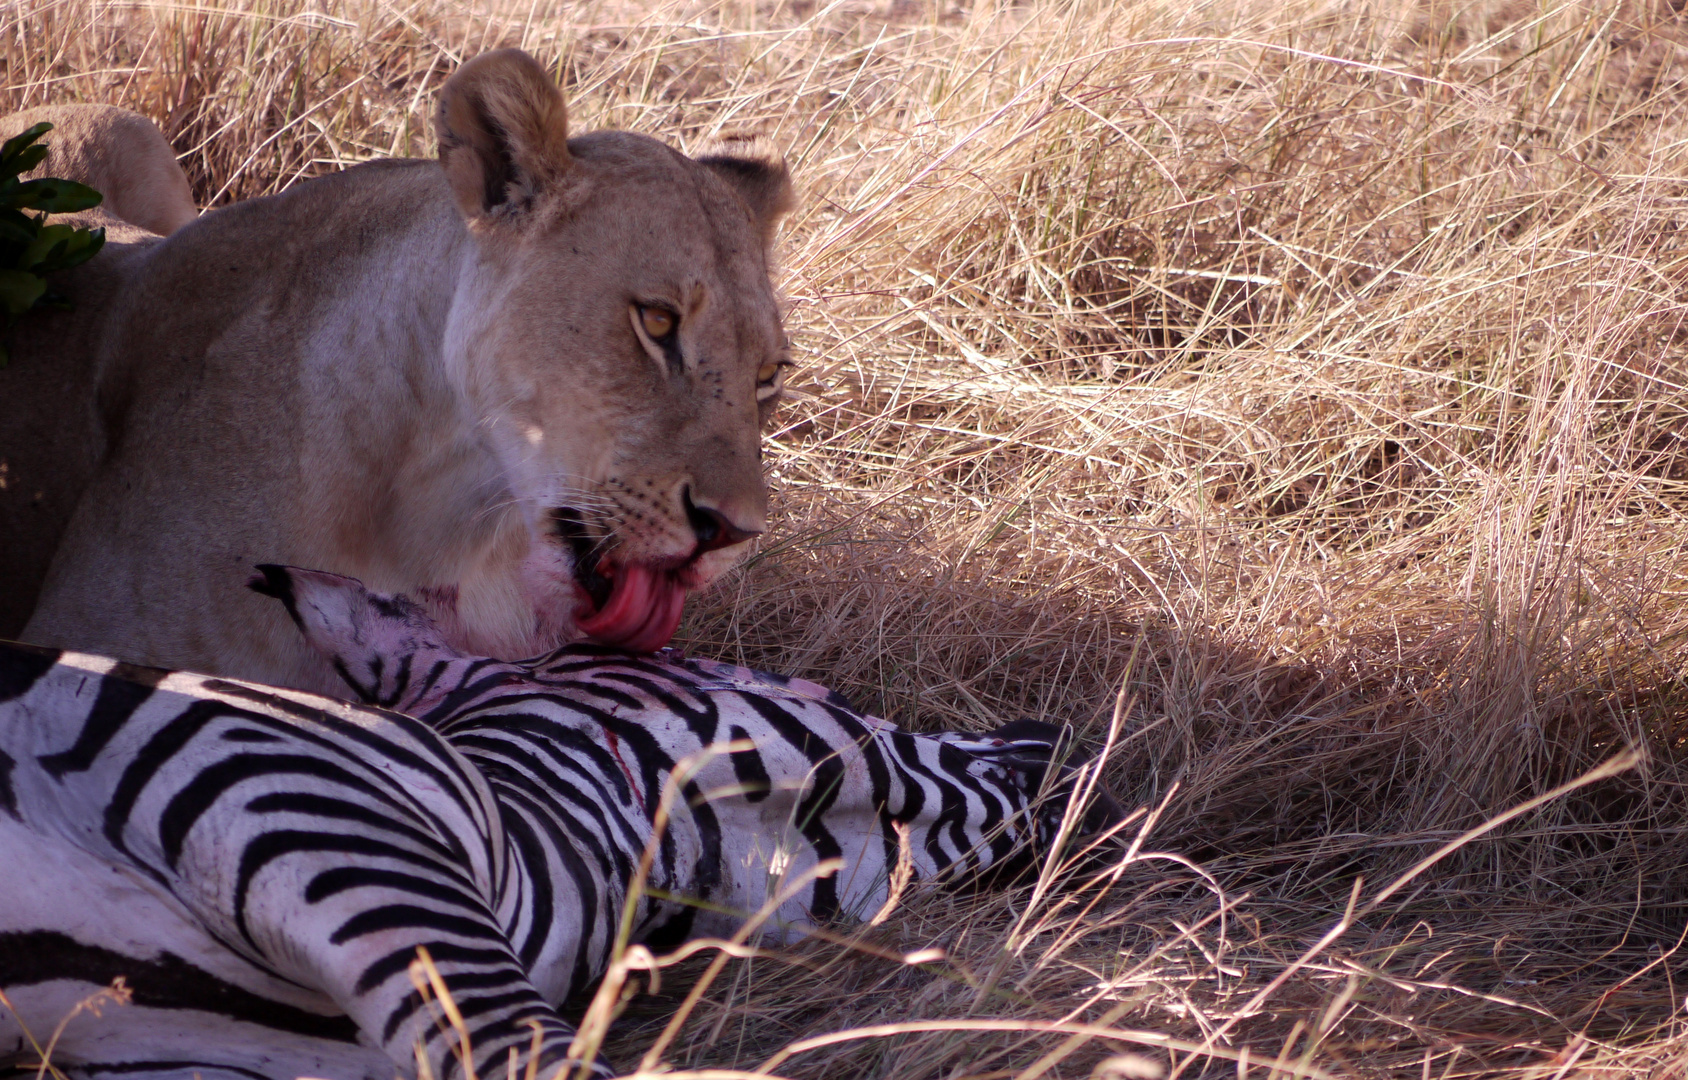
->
[[433, 50, 793, 653]]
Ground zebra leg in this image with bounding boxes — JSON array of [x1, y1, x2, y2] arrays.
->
[[0, 845, 397, 1080], [0, 643, 609, 1080]]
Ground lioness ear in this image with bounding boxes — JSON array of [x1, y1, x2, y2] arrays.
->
[[435, 48, 571, 222], [694, 135, 795, 249]]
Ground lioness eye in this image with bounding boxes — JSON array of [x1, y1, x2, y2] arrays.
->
[[756, 362, 781, 384], [639, 305, 676, 339]]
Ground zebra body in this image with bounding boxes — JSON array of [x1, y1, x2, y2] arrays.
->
[[2, 567, 1119, 1080], [2, 650, 518, 1080]]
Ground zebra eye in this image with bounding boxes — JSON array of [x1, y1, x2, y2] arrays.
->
[[638, 305, 676, 340]]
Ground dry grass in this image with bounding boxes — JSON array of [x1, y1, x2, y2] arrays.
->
[[6, 0, 1688, 1075]]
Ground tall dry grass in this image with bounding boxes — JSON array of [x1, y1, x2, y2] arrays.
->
[[5, 0, 1688, 1075]]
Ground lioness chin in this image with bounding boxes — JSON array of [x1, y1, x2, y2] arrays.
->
[[0, 49, 794, 697]]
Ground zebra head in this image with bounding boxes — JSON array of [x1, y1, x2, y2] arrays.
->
[[946, 718, 1131, 859]]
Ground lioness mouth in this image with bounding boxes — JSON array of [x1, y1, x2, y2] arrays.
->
[[551, 506, 688, 653], [552, 507, 613, 607]]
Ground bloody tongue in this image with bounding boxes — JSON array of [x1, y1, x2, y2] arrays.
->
[[576, 563, 687, 653]]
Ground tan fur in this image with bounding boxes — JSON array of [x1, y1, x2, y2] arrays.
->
[[2, 51, 795, 696], [0, 104, 191, 638], [3, 104, 196, 235]]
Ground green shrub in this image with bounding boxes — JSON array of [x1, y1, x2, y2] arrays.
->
[[0, 122, 104, 365]]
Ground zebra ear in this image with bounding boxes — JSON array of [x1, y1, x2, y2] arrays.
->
[[249, 564, 459, 708]]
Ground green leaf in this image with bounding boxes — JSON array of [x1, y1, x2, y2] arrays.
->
[[0, 267, 47, 317], [12, 177, 103, 213], [0, 214, 32, 246], [6, 215, 105, 269], [50, 227, 104, 273], [0, 124, 106, 331], [1, 144, 48, 183], [0, 122, 51, 168], [19, 222, 73, 269], [22, 223, 104, 275]]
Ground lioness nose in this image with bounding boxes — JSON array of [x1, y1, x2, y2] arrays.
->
[[684, 489, 760, 553]]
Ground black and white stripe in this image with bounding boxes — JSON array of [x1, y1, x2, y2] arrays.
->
[[1, 568, 1120, 1080]]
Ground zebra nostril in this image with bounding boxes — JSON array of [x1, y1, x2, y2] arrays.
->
[[683, 489, 758, 554]]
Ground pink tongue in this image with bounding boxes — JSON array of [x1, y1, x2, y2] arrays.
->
[[576, 563, 687, 653]]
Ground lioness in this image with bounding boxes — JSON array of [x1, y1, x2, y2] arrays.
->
[[0, 49, 794, 697]]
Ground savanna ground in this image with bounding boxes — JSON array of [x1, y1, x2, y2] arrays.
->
[[5, 0, 1688, 1075]]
